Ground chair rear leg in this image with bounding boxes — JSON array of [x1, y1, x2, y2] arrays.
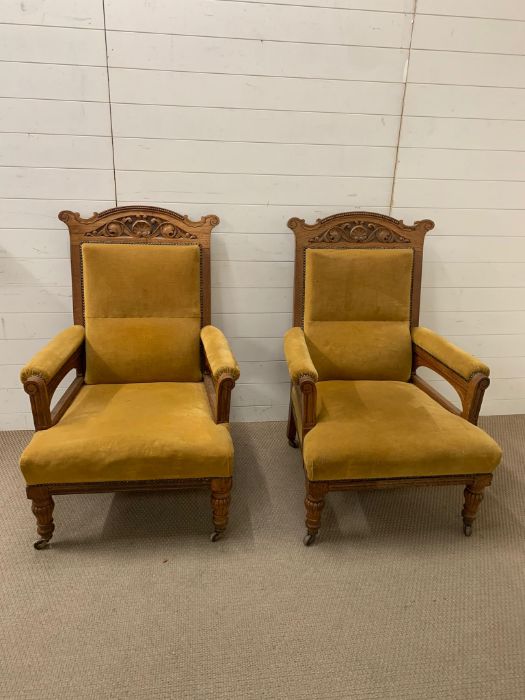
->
[[304, 479, 328, 545], [210, 477, 232, 542], [462, 474, 492, 536], [287, 398, 298, 448], [28, 486, 55, 549]]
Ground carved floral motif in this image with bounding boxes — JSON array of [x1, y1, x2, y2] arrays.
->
[[308, 221, 410, 244], [86, 215, 197, 239]]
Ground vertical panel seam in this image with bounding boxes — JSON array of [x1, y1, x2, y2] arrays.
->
[[389, 0, 418, 214], [102, 0, 118, 206]]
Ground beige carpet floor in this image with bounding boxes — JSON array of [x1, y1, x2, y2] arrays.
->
[[1, 417, 524, 699]]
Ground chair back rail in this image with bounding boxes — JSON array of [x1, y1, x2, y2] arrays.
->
[[287, 212, 434, 329], [59, 206, 219, 327]]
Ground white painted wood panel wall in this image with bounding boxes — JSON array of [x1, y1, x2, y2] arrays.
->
[[0, 0, 524, 428]]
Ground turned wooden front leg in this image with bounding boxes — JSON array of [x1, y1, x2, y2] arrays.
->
[[210, 477, 232, 541], [304, 479, 328, 544], [27, 486, 55, 549], [462, 475, 492, 536]]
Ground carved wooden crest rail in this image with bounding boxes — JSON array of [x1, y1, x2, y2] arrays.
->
[[307, 221, 411, 244], [84, 215, 198, 239]]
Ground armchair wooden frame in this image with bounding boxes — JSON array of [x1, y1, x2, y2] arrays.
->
[[23, 206, 235, 548], [286, 212, 493, 544]]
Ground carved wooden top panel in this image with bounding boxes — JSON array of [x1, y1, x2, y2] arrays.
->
[[85, 215, 197, 240], [59, 205, 219, 240], [288, 211, 434, 247], [307, 221, 410, 244]]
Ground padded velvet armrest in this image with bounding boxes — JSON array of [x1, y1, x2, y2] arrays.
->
[[283, 328, 318, 384], [201, 326, 240, 382], [20, 326, 85, 384], [412, 327, 489, 380]]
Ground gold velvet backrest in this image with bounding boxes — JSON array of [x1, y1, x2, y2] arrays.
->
[[59, 206, 219, 384], [288, 213, 434, 381]]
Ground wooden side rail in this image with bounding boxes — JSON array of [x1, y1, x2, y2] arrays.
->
[[412, 344, 490, 425]]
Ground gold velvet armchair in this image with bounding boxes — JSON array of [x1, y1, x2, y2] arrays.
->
[[19, 206, 239, 548], [284, 212, 502, 545]]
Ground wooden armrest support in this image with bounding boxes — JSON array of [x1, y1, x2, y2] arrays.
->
[[284, 327, 318, 436], [412, 344, 490, 425], [203, 369, 236, 424], [23, 345, 85, 431], [292, 375, 317, 436]]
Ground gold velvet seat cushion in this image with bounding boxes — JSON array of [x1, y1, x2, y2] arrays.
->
[[20, 383, 233, 485], [302, 381, 502, 481]]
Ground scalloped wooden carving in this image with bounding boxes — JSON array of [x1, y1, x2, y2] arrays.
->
[[308, 221, 410, 244], [85, 215, 197, 240]]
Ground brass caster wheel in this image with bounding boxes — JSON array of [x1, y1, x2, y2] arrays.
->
[[210, 531, 223, 542], [34, 539, 50, 550], [463, 523, 473, 537], [303, 533, 317, 546], [288, 438, 298, 448]]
